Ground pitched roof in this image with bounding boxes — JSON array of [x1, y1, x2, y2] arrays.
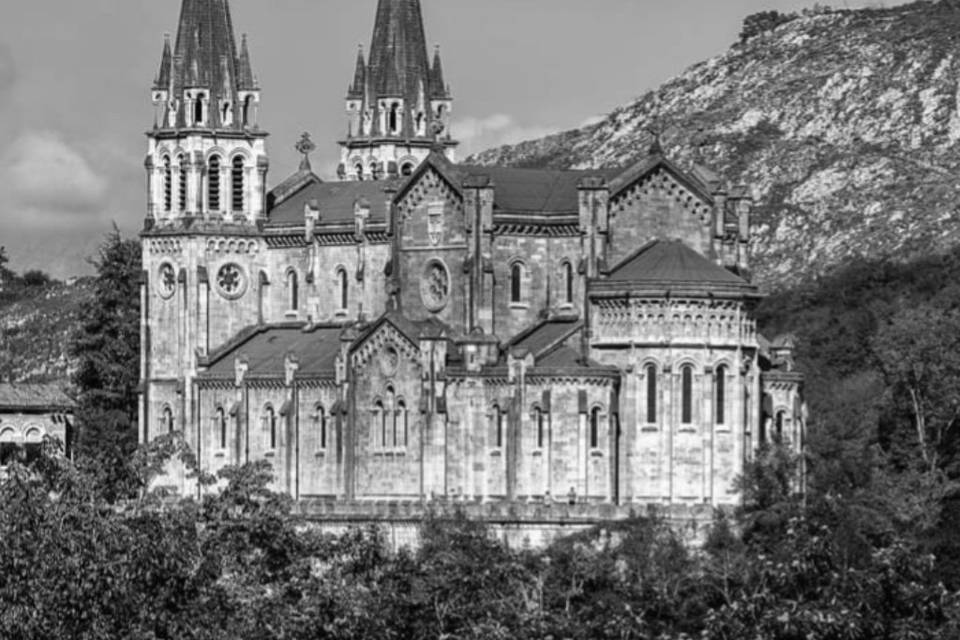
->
[[201, 325, 345, 379], [456, 165, 620, 216], [0, 383, 73, 411], [267, 177, 401, 226], [603, 240, 757, 294], [510, 317, 582, 359], [607, 154, 714, 205]]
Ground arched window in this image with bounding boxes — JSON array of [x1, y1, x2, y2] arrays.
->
[[221, 102, 231, 126], [264, 405, 277, 450], [375, 400, 386, 447], [510, 262, 523, 304], [208, 156, 221, 211], [563, 261, 574, 304], [316, 405, 327, 450], [775, 411, 786, 441], [194, 95, 204, 126], [681, 365, 693, 425], [415, 112, 425, 135], [287, 270, 299, 311], [355, 163, 364, 181], [242, 95, 253, 127], [162, 406, 174, 433], [590, 407, 601, 449], [0, 428, 17, 466], [337, 268, 349, 310], [177, 154, 187, 211], [162, 156, 172, 212], [715, 365, 727, 425], [389, 102, 400, 133], [492, 405, 504, 448], [401, 162, 414, 176], [216, 407, 227, 449], [535, 407, 545, 449], [231, 156, 244, 212], [645, 364, 657, 424], [386, 387, 397, 447], [24, 428, 43, 465], [397, 400, 407, 447]]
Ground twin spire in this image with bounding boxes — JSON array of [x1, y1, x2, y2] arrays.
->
[[152, 0, 259, 132]]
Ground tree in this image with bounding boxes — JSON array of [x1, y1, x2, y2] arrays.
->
[[872, 304, 960, 474], [69, 226, 142, 500]]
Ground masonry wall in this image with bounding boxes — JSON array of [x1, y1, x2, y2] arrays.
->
[[606, 167, 715, 268]]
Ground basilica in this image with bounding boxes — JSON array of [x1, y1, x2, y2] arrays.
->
[[140, 0, 804, 530]]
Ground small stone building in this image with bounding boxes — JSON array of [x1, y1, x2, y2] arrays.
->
[[0, 383, 73, 466]]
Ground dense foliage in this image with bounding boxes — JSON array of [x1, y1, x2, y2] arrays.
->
[[68, 227, 142, 500], [0, 436, 957, 639]]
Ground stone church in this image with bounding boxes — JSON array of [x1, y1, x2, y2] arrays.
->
[[140, 0, 804, 529]]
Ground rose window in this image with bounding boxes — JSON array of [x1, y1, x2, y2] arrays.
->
[[158, 263, 176, 299], [420, 260, 450, 312], [216, 263, 247, 299]]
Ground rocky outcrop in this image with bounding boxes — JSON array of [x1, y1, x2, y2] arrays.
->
[[470, 1, 960, 289]]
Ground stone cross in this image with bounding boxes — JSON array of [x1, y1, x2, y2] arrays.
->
[[296, 132, 316, 171]]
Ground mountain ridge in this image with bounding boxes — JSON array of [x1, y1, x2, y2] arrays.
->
[[469, 0, 960, 289]]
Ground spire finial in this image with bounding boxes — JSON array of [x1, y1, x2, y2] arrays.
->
[[296, 132, 316, 171]]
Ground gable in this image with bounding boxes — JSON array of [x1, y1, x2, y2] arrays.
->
[[350, 317, 421, 371], [608, 158, 714, 223]]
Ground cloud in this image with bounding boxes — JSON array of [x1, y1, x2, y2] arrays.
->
[[452, 113, 558, 157], [1, 130, 108, 221]]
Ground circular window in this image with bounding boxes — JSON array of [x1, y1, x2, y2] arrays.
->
[[216, 263, 247, 299], [158, 263, 177, 299], [420, 259, 450, 312]]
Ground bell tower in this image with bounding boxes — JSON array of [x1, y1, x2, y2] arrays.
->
[[140, 0, 270, 493], [146, 0, 268, 226], [338, 0, 457, 182]]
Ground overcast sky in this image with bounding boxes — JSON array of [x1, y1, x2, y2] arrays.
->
[[0, 0, 902, 278]]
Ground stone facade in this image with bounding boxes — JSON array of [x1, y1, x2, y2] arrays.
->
[[0, 383, 73, 468], [140, 0, 805, 525]]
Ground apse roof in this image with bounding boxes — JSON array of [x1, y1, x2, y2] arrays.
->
[[603, 240, 757, 293]]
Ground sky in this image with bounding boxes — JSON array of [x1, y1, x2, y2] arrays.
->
[[0, 0, 903, 278]]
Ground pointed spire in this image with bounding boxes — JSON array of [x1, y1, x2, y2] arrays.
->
[[154, 0, 257, 131], [154, 34, 173, 90], [349, 45, 366, 99], [367, 0, 431, 101], [237, 33, 256, 90], [430, 45, 449, 99]]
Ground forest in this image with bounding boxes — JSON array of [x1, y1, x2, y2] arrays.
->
[[3, 232, 960, 638]]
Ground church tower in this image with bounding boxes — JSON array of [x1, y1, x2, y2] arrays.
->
[[140, 0, 270, 492], [338, 0, 457, 181], [147, 0, 268, 225]]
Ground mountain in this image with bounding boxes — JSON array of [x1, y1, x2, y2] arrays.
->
[[469, 0, 960, 289], [0, 279, 93, 383]]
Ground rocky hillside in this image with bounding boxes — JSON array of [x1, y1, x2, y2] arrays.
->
[[470, 0, 960, 289], [0, 279, 93, 383]]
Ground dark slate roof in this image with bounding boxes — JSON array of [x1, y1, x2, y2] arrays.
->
[[0, 383, 73, 411], [154, 0, 256, 132], [457, 165, 620, 216], [268, 177, 401, 226], [602, 240, 758, 295], [509, 317, 582, 359], [201, 325, 344, 378]]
